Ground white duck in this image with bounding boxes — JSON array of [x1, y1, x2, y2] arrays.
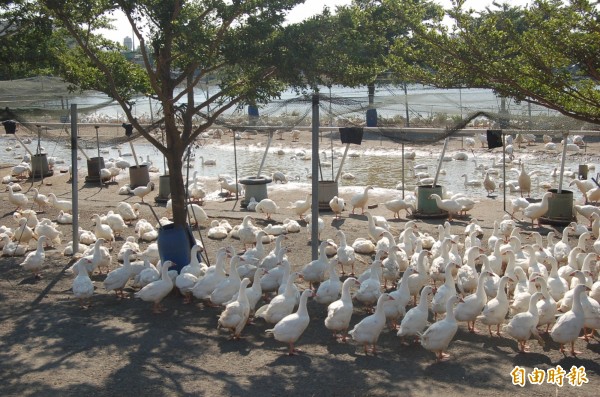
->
[[505, 292, 544, 353], [533, 276, 557, 334], [522, 191, 552, 227], [397, 286, 434, 342], [335, 230, 356, 276], [237, 215, 259, 250], [210, 256, 242, 306], [553, 225, 573, 264], [350, 185, 373, 215], [407, 251, 430, 305], [267, 289, 314, 355], [255, 272, 301, 324], [325, 277, 361, 342], [456, 246, 483, 295], [478, 275, 512, 337], [432, 263, 462, 321], [428, 193, 462, 221], [329, 196, 345, 219], [89, 214, 114, 246], [353, 259, 383, 309], [288, 193, 311, 219], [191, 248, 229, 300], [384, 267, 417, 329], [546, 256, 568, 302], [19, 236, 47, 278], [315, 258, 342, 305], [132, 182, 154, 202], [348, 293, 394, 354], [134, 260, 175, 313], [6, 185, 28, 210], [255, 198, 279, 220], [419, 294, 462, 362], [101, 211, 127, 236], [72, 258, 94, 308], [364, 211, 388, 242], [218, 278, 252, 340], [31, 188, 49, 211], [550, 284, 588, 356], [103, 249, 135, 299], [301, 241, 330, 289], [116, 202, 140, 223], [454, 272, 491, 333], [384, 197, 414, 219], [47, 193, 72, 213]]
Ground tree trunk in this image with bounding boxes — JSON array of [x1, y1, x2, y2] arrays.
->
[[164, 119, 187, 227]]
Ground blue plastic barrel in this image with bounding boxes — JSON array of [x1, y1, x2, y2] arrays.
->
[[366, 108, 377, 127], [157, 223, 195, 273], [248, 105, 259, 117]]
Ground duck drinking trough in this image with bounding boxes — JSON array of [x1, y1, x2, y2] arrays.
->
[[129, 164, 150, 188], [540, 188, 575, 226], [414, 184, 446, 218], [155, 174, 170, 203], [240, 176, 272, 208], [85, 156, 105, 183], [30, 153, 53, 178], [318, 180, 338, 211]]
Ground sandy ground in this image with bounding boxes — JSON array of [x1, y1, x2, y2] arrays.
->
[[0, 130, 599, 396]]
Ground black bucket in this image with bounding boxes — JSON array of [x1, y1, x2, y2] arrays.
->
[[30, 153, 52, 178], [129, 165, 150, 188], [240, 176, 272, 208], [86, 157, 105, 182]]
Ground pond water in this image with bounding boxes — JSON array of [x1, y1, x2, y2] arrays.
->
[[1, 133, 598, 204]]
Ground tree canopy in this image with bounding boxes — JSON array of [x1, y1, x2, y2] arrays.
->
[[386, 0, 600, 125]]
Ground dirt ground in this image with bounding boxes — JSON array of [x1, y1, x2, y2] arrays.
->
[[0, 130, 599, 397]]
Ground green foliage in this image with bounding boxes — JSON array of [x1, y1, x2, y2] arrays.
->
[[387, 0, 600, 125]]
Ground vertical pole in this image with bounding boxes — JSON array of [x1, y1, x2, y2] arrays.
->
[[402, 142, 405, 199], [233, 130, 239, 203], [71, 104, 79, 255], [311, 94, 319, 260], [558, 132, 569, 194], [432, 137, 449, 187], [404, 82, 410, 127], [502, 131, 506, 212]]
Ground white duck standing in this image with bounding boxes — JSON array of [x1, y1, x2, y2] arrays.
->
[[335, 230, 356, 276], [429, 193, 462, 221], [533, 276, 557, 334], [103, 248, 135, 299], [72, 258, 94, 308], [454, 272, 491, 333], [134, 260, 175, 313], [523, 191, 552, 228], [6, 184, 28, 211], [432, 263, 462, 320], [218, 278, 252, 340], [384, 267, 416, 329], [210, 256, 242, 306], [384, 197, 414, 219], [19, 236, 47, 278], [420, 294, 462, 362], [288, 193, 311, 220], [132, 182, 154, 202], [505, 292, 544, 353], [550, 284, 588, 356], [315, 258, 342, 305], [191, 248, 229, 300], [91, 214, 115, 247], [397, 286, 434, 342], [237, 215, 259, 250], [255, 198, 279, 220], [354, 259, 383, 309], [301, 241, 330, 289], [350, 185, 373, 215], [268, 289, 314, 356], [329, 196, 345, 219], [348, 293, 394, 354], [255, 272, 301, 324], [47, 193, 72, 213], [324, 277, 360, 342], [477, 275, 512, 337]]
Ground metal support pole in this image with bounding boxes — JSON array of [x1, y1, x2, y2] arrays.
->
[[402, 142, 405, 199], [558, 132, 569, 194], [432, 137, 449, 187], [334, 143, 350, 183], [311, 94, 319, 260], [71, 104, 79, 255], [502, 131, 506, 212]]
